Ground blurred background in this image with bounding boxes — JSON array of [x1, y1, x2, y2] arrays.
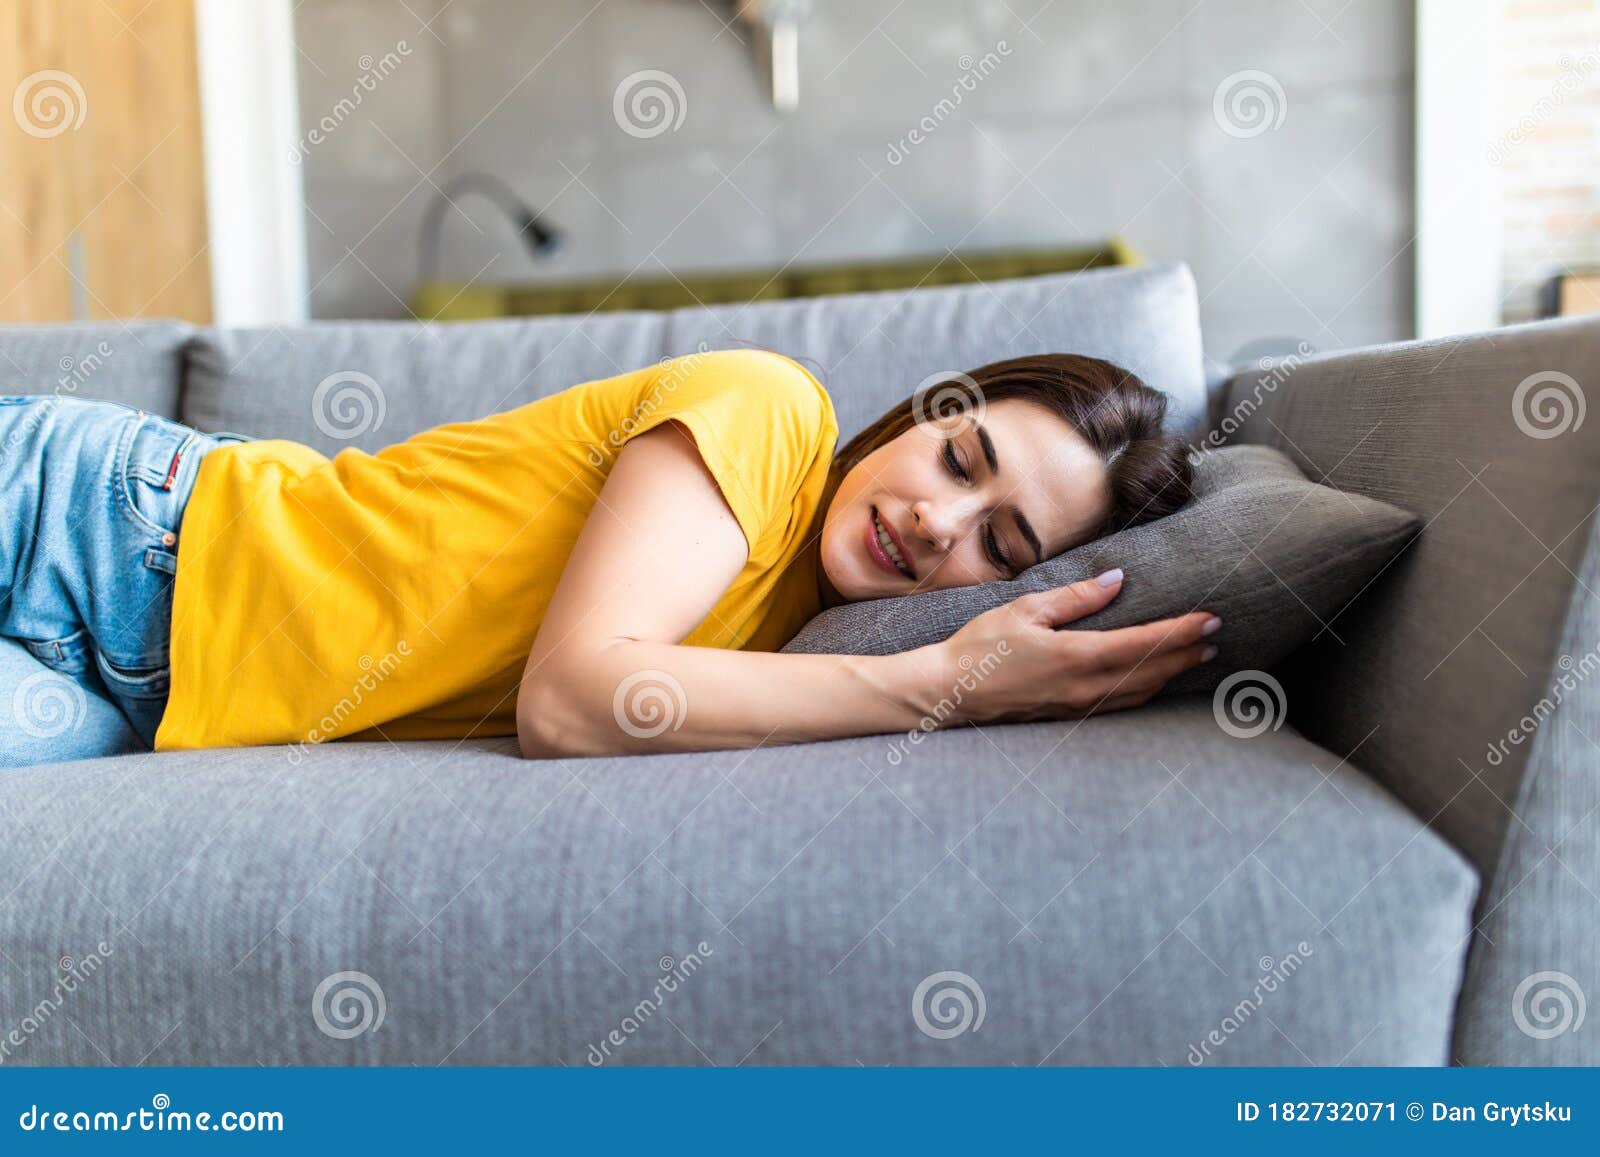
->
[[2, 0, 1597, 366]]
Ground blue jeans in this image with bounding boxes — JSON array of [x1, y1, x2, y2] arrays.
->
[[0, 396, 252, 767]]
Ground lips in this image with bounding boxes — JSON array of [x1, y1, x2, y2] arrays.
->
[[866, 505, 915, 580]]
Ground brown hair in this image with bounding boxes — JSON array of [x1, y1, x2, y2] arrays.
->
[[822, 353, 1192, 553]]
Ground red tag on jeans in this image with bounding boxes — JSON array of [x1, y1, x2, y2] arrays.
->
[[161, 446, 182, 490]]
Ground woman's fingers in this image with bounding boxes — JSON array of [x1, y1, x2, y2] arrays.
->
[[1096, 641, 1217, 699], [1051, 643, 1212, 717], [1073, 611, 1221, 670], [1022, 570, 1126, 627]]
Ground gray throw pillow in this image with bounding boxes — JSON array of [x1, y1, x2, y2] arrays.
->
[[780, 444, 1420, 696]]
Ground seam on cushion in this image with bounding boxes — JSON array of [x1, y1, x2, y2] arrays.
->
[[175, 327, 210, 429]]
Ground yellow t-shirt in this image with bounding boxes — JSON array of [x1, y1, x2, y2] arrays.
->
[[154, 348, 838, 750]]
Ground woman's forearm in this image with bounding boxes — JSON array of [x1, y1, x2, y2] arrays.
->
[[517, 641, 948, 758]]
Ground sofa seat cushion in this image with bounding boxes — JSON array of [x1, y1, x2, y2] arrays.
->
[[0, 698, 1475, 1065]]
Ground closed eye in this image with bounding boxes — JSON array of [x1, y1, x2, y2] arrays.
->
[[940, 438, 968, 482], [941, 440, 1017, 578]]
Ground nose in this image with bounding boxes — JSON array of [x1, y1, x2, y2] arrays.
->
[[910, 497, 975, 554]]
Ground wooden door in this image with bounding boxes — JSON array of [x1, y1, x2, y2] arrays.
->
[[0, 0, 211, 323]]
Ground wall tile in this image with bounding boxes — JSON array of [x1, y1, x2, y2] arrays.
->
[[1188, 88, 1414, 321], [294, 0, 445, 187], [302, 177, 437, 320], [596, 0, 781, 149], [778, 125, 978, 265], [970, 107, 1192, 263], [966, 0, 1191, 117], [293, 0, 1419, 361], [611, 141, 784, 276], [1184, 0, 1415, 99], [792, 0, 983, 143], [439, 0, 605, 156]]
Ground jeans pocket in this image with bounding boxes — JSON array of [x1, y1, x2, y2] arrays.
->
[[94, 648, 170, 700], [117, 416, 195, 539], [20, 627, 95, 680]]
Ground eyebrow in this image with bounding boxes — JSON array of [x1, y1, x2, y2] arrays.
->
[[975, 423, 1044, 567]]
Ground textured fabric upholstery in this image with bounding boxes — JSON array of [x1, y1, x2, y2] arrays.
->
[[179, 311, 669, 457], [660, 261, 1209, 443], [3, 269, 1586, 1068], [0, 321, 191, 417], [1453, 512, 1600, 1066], [0, 699, 1474, 1066], [782, 445, 1421, 699], [1219, 315, 1600, 1064], [179, 263, 1209, 452]]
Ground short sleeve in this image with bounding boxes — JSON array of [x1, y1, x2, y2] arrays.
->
[[617, 348, 836, 554]]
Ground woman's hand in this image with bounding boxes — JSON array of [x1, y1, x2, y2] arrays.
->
[[930, 569, 1220, 726]]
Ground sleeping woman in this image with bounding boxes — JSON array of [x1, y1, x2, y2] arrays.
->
[[0, 347, 1220, 767]]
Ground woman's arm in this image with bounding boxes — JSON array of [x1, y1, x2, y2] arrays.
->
[[516, 420, 1216, 758]]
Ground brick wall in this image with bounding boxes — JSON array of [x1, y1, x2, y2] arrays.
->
[[1494, 0, 1600, 321]]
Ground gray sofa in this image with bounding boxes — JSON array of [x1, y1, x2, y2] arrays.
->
[[0, 263, 1594, 1067]]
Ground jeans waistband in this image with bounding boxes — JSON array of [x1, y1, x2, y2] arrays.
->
[[124, 414, 252, 508]]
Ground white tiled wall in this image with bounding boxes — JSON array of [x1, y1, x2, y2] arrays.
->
[[294, 0, 1416, 363]]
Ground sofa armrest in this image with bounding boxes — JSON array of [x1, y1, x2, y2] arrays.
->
[[1221, 317, 1600, 1064], [1221, 315, 1600, 873]]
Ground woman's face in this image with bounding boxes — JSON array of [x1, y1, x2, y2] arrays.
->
[[819, 398, 1115, 604]]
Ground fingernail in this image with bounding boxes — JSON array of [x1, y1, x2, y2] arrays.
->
[[1201, 616, 1222, 636], [1094, 567, 1124, 587], [1201, 644, 1218, 662]]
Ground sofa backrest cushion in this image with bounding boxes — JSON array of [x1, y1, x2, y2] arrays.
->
[[660, 261, 1208, 444], [179, 263, 1207, 456], [0, 321, 192, 418]]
